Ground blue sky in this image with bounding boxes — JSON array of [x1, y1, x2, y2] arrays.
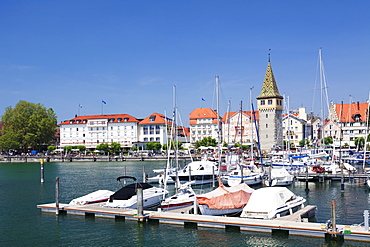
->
[[1, 1, 369, 125]]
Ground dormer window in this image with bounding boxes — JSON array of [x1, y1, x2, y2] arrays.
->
[[149, 115, 156, 122], [124, 117, 129, 122], [118, 118, 122, 122], [352, 114, 361, 122]]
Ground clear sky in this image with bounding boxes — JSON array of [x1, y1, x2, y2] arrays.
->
[[1, 1, 369, 126]]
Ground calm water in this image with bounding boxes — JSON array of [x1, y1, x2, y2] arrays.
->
[[1, 161, 370, 246]]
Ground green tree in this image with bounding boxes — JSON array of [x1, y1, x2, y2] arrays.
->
[[110, 142, 121, 154], [96, 143, 109, 153], [299, 139, 310, 147], [194, 137, 217, 148], [354, 137, 365, 149], [63, 146, 72, 153], [48, 145, 57, 153], [77, 145, 86, 152], [146, 142, 162, 152], [0, 100, 57, 152], [323, 136, 333, 146], [162, 141, 183, 151]]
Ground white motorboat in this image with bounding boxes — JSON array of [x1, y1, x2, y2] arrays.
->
[[196, 181, 254, 216], [169, 160, 218, 185], [69, 190, 114, 205], [105, 176, 168, 209], [265, 166, 294, 186], [223, 163, 263, 187], [240, 187, 306, 220], [161, 181, 196, 211]]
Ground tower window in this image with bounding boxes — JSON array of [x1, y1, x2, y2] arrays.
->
[[261, 100, 265, 105], [268, 100, 272, 105], [266, 114, 268, 118]]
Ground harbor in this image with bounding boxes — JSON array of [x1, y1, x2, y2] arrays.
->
[[2, 160, 370, 246]]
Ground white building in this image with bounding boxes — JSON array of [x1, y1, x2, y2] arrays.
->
[[222, 110, 259, 146], [137, 112, 173, 146], [59, 114, 139, 149], [189, 108, 221, 144]]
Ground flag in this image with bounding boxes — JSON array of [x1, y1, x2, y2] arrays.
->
[[102, 100, 107, 104], [202, 98, 206, 101], [79, 104, 82, 108]]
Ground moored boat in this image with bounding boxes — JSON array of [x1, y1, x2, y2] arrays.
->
[[169, 160, 218, 185], [240, 187, 306, 220], [105, 176, 168, 209], [196, 181, 254, 216], [265, 166, 294, 186], [69, 190, 114, 205], [161, 181, 195, 211]]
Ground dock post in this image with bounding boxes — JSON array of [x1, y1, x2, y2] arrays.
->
[[193, 196, 198, 215], [188, 166, 192, 182], [124, 166, 127, 185], [364, 210, 369, 232], [331, 199, 337, 232], [56, 177, 59, 215], [137, 188, 144, 222], [143, 166, 146, 183], [341, 162, 344, 192], [305, 163, 309, 192], [40, 159, 45, 183], [212, 166, 215, 188], [268, 165, 272, 187]]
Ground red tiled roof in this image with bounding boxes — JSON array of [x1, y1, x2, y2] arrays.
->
[[189, 108, 220, 125], [139, 112, 173, 125], [334, 102, 369, 122], [59, 114, 139, 125], [222, 111, 259, 122]]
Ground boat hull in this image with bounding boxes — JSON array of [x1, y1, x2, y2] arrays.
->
[[198, 204, 243, 216]]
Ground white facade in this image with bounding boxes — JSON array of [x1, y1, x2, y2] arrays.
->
[[222, 111, 258, 145], [59, 115, 139, 149]]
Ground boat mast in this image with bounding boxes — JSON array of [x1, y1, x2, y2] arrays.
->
[[318, 48, 330, 147], [239, 101, 243, 145], [363, 92, 370, 170], [250, 87, 254, 162], [226, 100, 231, 145], [216, 75, 222, 176]]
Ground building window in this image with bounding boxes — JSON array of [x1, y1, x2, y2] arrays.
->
[[261, 100, 265, 105], [266, 124, 268, 128], [266, 114, 268, 118], [268, 100, 272, 105]]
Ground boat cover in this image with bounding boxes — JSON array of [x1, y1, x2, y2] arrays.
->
[[109, 183, 153, 201], [270, 167, 293, 178], [196, 183, 254, 209], [242, 187, 295, 213]]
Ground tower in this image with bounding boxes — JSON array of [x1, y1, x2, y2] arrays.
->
[[256, 55, 284, 152]]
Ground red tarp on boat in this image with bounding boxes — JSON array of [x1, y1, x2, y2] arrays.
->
[[196, 182, 254, 209]]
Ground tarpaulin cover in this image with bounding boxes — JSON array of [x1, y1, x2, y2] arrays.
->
[[196, 182, 254, 209]]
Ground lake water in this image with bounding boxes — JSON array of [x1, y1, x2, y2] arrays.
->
[[1, 160, 370, 246]]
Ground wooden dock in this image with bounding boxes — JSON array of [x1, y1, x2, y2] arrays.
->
[[37, 203, 370, 242]]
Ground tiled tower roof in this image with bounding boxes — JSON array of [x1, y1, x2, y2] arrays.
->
[[256, 61, 283, 99]]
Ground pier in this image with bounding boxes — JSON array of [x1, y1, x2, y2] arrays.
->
[[37, 203, 370, 243]]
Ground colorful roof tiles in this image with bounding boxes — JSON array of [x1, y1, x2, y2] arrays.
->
[[257, 61, 283, 99]]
